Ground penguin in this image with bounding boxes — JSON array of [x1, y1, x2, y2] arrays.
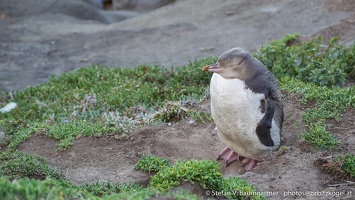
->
[[202, 47, 284, 171]]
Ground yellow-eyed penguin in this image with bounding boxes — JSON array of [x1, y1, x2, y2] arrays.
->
[[202, 47, 284, 171]]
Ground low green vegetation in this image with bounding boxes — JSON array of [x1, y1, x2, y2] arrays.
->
[[0, 175, 203, 200], [0, 34, 354, 198], [149, 160, 223, 192], [136, 156, 264, 200], [280, 76, 354, 149], [300, 121, 340, 149], [4, 120, 113, 151], [134, 155, 171, 172], [0, 58, 215, 152], [279, 76, 354, 149], [0, 151, 63, 180], [280, 76, 355, 122], [317, 153, 355, 180], [0, 177, 85, 200], [0, 59, 215, 123], [254, 34, 355, 87], [0, 152, 259, 200], [0, 152, 202, 199], [342, 154, 355, 179]]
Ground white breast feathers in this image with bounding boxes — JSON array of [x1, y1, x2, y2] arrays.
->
[[210, 73, 280, 160]]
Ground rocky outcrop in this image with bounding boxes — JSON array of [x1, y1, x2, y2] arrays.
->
[[0, 0, 354, 91]]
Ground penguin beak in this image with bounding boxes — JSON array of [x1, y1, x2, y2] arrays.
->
[[202, 63, 223, 73]]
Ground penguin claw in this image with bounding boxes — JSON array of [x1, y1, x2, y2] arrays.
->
[[217, 147, 239, 166]]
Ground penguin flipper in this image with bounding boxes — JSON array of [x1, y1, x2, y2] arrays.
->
[[255, 96, 275, 147]]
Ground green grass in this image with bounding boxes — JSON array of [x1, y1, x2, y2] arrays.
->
[[134, 155, 171, 172], [0, 177, 84, 200], [254, 34, 355, 87], [0, 152, 202, 200], [279, 76, 354, 149], [317, 153, 355, 180], [1, 152, 257, 200], [300, 121, 340, 149], [342, 154, 355, 179], [0, 58, 215, 152], [0, 176, 203, 200], [149, 159, 223, 192], [0, 60, 215, 123], [137, 156, 265, 200], [0, 151, 63, 180], [0, 34, 355, 198], [280, 76, 355, 122]]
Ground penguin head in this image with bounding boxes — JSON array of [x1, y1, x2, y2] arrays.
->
[[202, 47, 249, 79]]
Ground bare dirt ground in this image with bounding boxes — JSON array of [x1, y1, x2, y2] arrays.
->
[[18, 93, 355, 199]]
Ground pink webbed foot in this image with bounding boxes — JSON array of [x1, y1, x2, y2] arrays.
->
[[217, 147, 239, 166], [241, 158, 258, 171], [217, 147, 258, 171]]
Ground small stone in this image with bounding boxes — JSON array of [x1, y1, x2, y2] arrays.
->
[[0, 102, 17, 113]]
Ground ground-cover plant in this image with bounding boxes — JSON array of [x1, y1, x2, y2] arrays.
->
[[2, 101, 213, 152], [81, 181, 143, 197], [134, 155, 171, 172], [149, 159, 223, 192], [0, 177, 85, 200], [0, 151, 63, 180], [300, 120, 340, 149], [3, 119, 124, 152], [0, 59, 215, 123], [0, 152, 203, 200], [254, 34, 355, 87], [0, 57, 215, 152], [0, 176, 204, 200], [135, 156, 264, 200], [342, 154, 355, 179], [280, 76, 355, 122], [316, 153, 355, 180], [280, 76, 354, 149]]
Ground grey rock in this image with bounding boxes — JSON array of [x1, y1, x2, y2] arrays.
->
[[0, 0, 354, 91], [112, 0, 176, 12]]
